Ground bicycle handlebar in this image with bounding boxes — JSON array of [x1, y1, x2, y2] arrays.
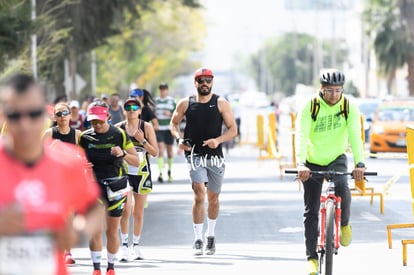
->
[[284, 170, 377, 176]]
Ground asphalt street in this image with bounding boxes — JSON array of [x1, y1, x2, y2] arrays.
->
[[68, 112, 414, 274], [68, 148, 414, 274]]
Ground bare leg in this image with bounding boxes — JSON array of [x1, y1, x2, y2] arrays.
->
[[133, 193, 147, 236], [119, 191, 133, 244], [192, 182, 206, 224]]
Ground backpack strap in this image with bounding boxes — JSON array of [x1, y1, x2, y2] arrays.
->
[[342, 95, 349, 120], [310, 96, 320, 121]]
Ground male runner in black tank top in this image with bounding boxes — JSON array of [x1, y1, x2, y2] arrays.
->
[[170, 67, 237, 256]]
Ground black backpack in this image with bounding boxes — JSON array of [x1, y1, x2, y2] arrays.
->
[[310, 95, 349, 121]]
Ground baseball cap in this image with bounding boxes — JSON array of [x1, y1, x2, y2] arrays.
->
[[159, 83, 168, 89], [123, 97, 141, 108], [87, 105, 108, 121], [101, 93, 109, 100], [194, 67, 214, 79], [69, 100, 80, 109], [129, 88, 144, 97]]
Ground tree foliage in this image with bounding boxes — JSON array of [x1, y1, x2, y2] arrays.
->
[[95, 0, 205, 97], [248, 32, 347, 96], [0, 0, 201, 99], [362, 0, 414, 96]]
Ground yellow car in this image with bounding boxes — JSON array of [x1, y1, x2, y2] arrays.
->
[[369, 100, 414, 154]]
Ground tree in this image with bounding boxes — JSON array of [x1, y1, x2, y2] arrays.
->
[[399, 0, 414, 96], [363, 0, 414, 96], [94, 0, 205, 96], [362, 0, 410, 95], [248, 32, 347, 96], [0, 0, 32, 73], [0, 0, 201, 99]]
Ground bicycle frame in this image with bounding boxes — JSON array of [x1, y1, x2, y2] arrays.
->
[[285, 169, 377, 275], [318, 179, 342, 273]]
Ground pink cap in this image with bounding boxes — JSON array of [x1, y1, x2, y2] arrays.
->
[[87, 106, 108, 121]]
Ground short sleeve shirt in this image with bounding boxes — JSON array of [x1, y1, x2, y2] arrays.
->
[[78, 125, 134, 180], [0, 140, 100, 275]]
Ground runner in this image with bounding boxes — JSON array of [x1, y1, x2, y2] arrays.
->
[[155, 83, 176, 182], [69, 100, 84, 131], [0, 73, 101, 275], [78, 100, 139, 275], [115, 97, 158, 262], [129, 88, 159, 129], [44, 102, 82, 264], [170, 67, 237, 255]]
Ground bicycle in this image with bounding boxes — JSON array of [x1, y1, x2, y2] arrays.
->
[[285, 169, 377, 275]]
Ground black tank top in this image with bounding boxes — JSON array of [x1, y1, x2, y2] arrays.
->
[[119, 119, 151, 173], [52, 126, 76, 144], [184, 94, 223, 158]]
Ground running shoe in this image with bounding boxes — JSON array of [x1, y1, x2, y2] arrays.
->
[[340, 224, 352, 246], [193, 239, 203, 256], [64, 252, 76, 264], [205, 236, 216, 255], [106, 269, 115, 275], [133, 244, 144, 260], [118, 245, 129, 262], [92, 270, 102, 275], [157, 174, 163, 183], [167, 170, 173, 182], [306, 258, 319, 275]]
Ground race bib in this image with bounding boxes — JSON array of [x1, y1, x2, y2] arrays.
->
[[0, 234, 56, 275]]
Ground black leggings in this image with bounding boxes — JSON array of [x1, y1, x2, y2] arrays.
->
[[302, 154, 351, 260]]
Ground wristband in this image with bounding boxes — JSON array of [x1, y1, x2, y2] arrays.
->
[[121, 150, 127, 157]]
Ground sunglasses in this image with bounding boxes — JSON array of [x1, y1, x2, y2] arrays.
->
[[6, 108, 44, 122], [125, 105, 140, 111], [196, 77, 213, 84], [55, 110, 70, 117], [91, 120, 105, 126]]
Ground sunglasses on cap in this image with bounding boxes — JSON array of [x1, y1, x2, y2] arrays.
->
[[55, 110, 70, 117], [125, 105, 140, 111], [6, 108, 45, 122], [196, 77, 213, 84]]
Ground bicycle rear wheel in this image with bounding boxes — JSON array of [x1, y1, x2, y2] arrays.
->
[[324, 199, 335, 275]]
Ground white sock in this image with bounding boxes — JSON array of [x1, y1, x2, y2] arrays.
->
[[107, 252, 117, 264], [133, 235, 141, 245], [206, 218, 217, 237], [193, 223, 203, 240], [90, 251, 101, 263], [121, 233, 129, 246]]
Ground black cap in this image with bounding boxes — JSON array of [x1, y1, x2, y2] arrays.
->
[[159, 83, 168, 89]]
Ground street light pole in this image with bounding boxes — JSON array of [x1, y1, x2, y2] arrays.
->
[[31, 0, 37, 80]]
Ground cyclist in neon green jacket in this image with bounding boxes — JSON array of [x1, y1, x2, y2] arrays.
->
[[295, 69, 366, 275]]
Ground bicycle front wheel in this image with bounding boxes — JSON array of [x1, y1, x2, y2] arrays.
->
[[324, 199, 335, 275]]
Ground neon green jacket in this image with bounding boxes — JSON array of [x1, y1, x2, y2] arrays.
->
[[295, 94, 365, 166]]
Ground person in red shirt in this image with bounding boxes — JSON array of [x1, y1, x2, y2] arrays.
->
[[0, 73, 102, 275]]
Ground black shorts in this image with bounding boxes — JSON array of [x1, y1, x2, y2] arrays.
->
[[98, 177, 129, 217], [156, 130, 174, 145], [128, 174, 153, 194]]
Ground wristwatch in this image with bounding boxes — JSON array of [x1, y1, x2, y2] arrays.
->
[[121, 150, 127, 157], [356, 162, 365, 168], [142, 139, 147, 146]]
